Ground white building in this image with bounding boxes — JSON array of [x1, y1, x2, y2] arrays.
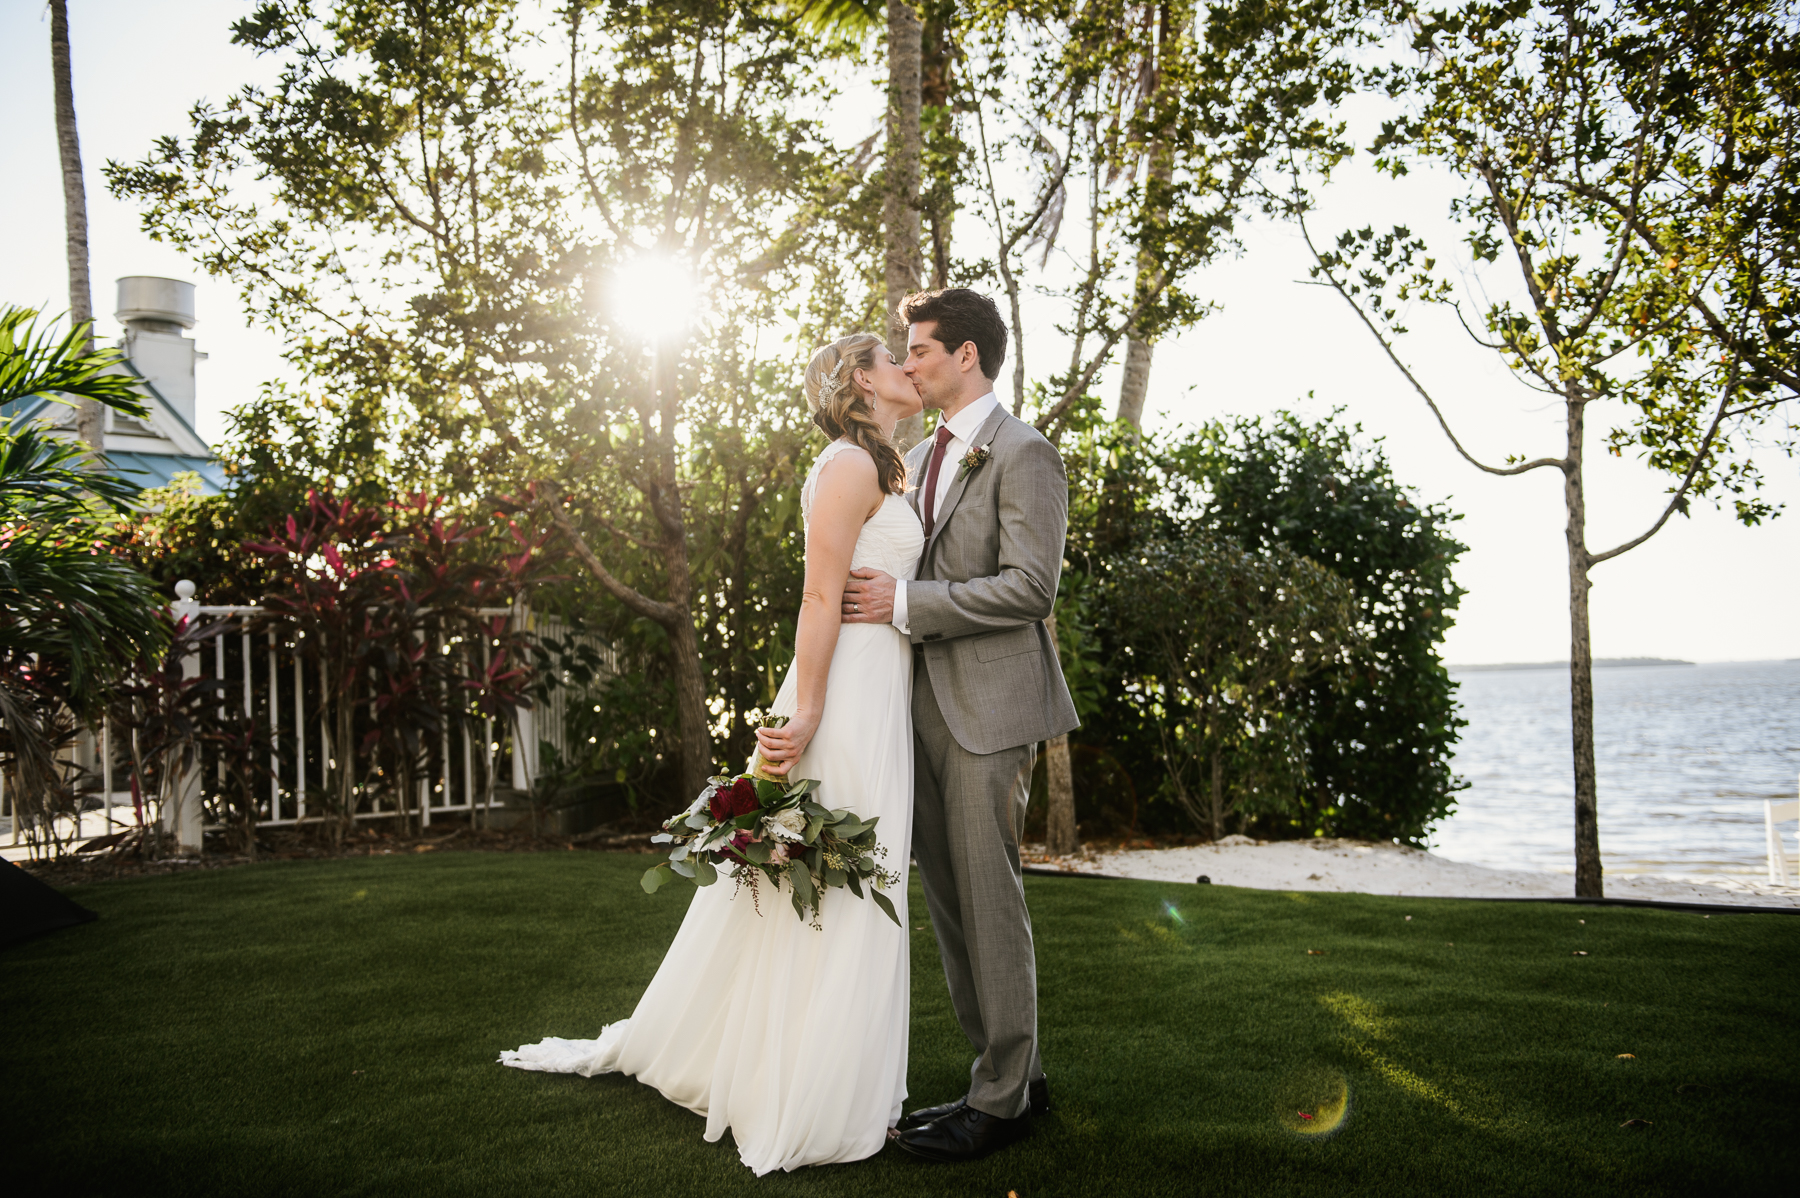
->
[[2, 276, 225, 493]]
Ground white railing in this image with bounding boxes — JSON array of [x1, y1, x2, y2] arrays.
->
[[4, 582, 613, 856], [533, 613, 620, 771]]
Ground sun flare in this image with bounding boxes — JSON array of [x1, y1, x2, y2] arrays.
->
[[608, 254, 697, 342]]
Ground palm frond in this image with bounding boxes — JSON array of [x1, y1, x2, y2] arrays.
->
[[0, 532, 169, 715], [0, 416, 142, 520], [782, 0, 881, 36], [0, 305, 151, 418]]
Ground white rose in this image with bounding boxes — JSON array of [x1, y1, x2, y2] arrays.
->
[[763, 808, 807, 842]]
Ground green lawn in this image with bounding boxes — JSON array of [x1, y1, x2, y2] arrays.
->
[[4, 853, 1794, 1197]]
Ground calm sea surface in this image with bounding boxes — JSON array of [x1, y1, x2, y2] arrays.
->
[[1430, 659, 1800, 879]]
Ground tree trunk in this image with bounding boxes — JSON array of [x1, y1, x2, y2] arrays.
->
[[1564, 396, 1603, 897], [649, 347, 716, 802], [1116, 337, 1154, 430], [1044, 734, 1077, 855], [1209, 749, 1224, 841], [886, 1, 925, 452], [921, 15, 954, 292], [49, 0, 103, 456], [666, 614, 714, 801], [1114, 3, 1175, 432], [1042, 615, 1078, 855]]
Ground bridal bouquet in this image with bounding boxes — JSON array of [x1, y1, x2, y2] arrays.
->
[[640, 739, 901, 927]]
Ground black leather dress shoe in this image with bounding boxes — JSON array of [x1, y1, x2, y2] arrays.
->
[[895, 1076, 1050, 1133], [893, 1104, 1030, 1163]]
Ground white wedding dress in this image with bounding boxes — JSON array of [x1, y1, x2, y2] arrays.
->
[[500, 439, 923, 1175]]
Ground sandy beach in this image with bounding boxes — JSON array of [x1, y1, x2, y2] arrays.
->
[[1024, 835, 1800, 908]]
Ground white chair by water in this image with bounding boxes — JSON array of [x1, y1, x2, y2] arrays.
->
[[1767, 778, 1799, 885]]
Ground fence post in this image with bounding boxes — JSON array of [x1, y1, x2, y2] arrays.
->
[[509, 598, 538, 790], [166, 580, 204, 855]]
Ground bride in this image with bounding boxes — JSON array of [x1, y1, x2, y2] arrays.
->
[[500, 332, 926, 1175]]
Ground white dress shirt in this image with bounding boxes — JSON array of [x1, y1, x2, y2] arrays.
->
[[892, 391, 1000, 634]]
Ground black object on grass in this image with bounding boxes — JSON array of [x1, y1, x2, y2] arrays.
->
[[1, 858, 97, 948]]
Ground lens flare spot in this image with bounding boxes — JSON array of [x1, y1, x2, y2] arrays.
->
[[1162, 900, 1186, 927], [1277, 1067, 1350, 1137]]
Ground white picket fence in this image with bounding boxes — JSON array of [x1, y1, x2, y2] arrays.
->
[[3, 583, 613, 855]]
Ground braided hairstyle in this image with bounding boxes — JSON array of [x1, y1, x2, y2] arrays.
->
[[802, 333, 907, 495]]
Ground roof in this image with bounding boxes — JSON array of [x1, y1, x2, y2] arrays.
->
[[107, 451, 229, 494], [2, 374, 225, 497], [0, 395, 54, 422]]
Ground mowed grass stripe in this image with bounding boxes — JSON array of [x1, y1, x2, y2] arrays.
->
[[3, 852, 1793, 1197]]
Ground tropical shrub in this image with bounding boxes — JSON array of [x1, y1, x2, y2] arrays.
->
[[1056, 409, 1466, 844], [0, 308, 166, 857]]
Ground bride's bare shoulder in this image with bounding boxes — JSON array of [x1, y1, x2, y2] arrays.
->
[[815, 441, 878, 485]]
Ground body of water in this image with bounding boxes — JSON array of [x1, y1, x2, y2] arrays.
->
[[1431, 659, 1800, 879]]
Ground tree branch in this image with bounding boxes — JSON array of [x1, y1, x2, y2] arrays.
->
[[1298, 212, 1564, 478], [537, 483, 682, 624], [1590, 355, 1740, 565]]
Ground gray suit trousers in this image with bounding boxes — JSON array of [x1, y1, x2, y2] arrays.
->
[[911, 656, 1043, 1119]]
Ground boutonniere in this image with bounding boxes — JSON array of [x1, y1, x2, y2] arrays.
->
[[956, 442, 992, 482]]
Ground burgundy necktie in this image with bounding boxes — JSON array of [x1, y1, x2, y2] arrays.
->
[[920, 424, 955, 542]]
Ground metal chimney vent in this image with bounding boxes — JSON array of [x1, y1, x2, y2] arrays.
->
[[116, 276, 196, 330]]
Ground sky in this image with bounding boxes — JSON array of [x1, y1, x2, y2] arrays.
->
[[4, 0, 1796, 666]]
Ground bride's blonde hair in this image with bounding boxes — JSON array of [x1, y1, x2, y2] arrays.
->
[[802, 333, 906, 495]]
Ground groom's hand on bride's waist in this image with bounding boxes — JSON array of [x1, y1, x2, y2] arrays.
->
[[841, 568, 895, 624]]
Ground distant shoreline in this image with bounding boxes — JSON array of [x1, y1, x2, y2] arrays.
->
[[1449, 656, 1695, 672]]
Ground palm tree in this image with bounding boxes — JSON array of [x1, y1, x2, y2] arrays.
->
[[48, 0, 103, 457], [1, 307, 163, 856]]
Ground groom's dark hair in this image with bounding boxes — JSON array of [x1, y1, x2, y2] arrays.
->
[[897, 288, 1008, 382]]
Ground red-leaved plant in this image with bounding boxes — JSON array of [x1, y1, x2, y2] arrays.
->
[[245, 490, 548, 842]]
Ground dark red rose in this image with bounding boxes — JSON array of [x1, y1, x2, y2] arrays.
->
[[709, 776, 761, 822]]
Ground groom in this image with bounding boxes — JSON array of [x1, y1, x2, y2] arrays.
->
[[843, 288, 1080, 1163]]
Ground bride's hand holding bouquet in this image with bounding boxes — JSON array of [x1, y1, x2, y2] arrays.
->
[[640, 715, 901, 927], [752, 710, 817, 778]]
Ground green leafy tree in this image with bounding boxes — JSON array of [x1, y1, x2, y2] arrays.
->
[[935, 0, 1371, 430], [1299, 0, 1798, 894], [108, 0, 866, 803], [1098, 532, 1359, 838], [1175, 412, 1468, 842]]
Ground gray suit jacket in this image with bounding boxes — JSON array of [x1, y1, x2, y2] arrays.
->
[[905, 405, 1081, 755]]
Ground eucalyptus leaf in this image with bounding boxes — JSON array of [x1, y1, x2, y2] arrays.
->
[[870, 888, 900, 927], [669, 859, 696, 879], [744, 840, 772, 864], [791, 859, 814, 903], [641, 864, 672, 894], [825, 867, 847, 889], [693, 857, 719, 887], [650, 832, 674, 844], [845, 871, 864, 899]]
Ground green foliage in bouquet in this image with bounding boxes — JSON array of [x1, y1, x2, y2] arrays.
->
[[641, 767, 901, 928]]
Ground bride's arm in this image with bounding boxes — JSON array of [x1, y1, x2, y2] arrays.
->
[[754, 448, 884, 776]]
